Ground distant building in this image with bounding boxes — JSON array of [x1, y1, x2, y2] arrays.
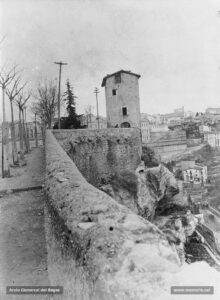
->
[[151, 124, 169, 132], [204, 131, 220, 148], [160, 107, 184, 125], [0, 121, 42, 142], [140, 113, 169, 143], [184, 111, 195, 118], [182, 162, 207, 185], [13, 121, 42, 140], [205, 108, 220, 115], [102, 70, 141, 128], [199, 124, 212, 134], [140, 116, 151, 143], [80, 114, 107, 129]]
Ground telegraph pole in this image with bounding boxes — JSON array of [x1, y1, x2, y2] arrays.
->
[[94, 87, 100, 129], [54, 61, 68, 129]]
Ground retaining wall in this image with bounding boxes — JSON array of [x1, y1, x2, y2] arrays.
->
[[53, 128, 141, 186], [187, 138, 202, 147], [44, 130, 181, 300]]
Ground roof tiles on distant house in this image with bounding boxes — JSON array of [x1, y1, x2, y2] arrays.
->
[[101, 70, 141, 87], [182, 165, 205, 171]]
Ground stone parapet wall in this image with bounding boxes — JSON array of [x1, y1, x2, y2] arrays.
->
[[44, 130, 181, 300], [53, 128, 141, 186]]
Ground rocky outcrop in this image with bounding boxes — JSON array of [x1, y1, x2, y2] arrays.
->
[[45, 130, 183, 300], [45, 130, 220, 300], [101, 163, 180, 221], [100, 163, 191, 263]]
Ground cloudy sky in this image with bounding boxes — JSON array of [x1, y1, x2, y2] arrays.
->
[[1, 0, 220, 121]]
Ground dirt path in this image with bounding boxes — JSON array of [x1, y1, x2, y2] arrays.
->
[[0, 147, 53, 300], [0, 145, 44, 192]]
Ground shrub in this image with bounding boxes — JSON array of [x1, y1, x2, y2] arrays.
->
[[141, 146, 159, 167]]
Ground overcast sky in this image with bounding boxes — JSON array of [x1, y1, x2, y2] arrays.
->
[[1, 0, 220, 122]]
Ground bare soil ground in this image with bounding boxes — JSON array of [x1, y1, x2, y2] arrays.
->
[[0, 141, 44, 191], [0, 146, 53, 300]]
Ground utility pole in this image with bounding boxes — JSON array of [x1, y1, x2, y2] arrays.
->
[[54, 61, 68, 129], [94, 87, 100, 129]]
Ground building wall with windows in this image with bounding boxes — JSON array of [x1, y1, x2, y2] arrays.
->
[[199, 124, 212, 134], [204, 131, 220, 148], [140, 116, 169, 144], [102, 70, 141, 129], [183, 165, 207, 185], [80, 114, 107, 129]]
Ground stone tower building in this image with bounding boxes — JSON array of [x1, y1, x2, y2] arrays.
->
[[101, 70, 141, 128]]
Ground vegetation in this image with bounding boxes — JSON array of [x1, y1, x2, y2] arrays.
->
[[174, 169, 183, 180], [111, 170, 138, 197], [169, 121, 201, 138], [141, 146, 159, 167], [145, 170, 160, 197], [32, 80, 58, 129], [163, 160, 176, 172], [0, 65, 26, 164], [53, 80, 81, 129], [15, 91, 31, 157]]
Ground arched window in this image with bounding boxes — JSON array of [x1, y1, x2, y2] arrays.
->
[[120, 122, 131, 128]]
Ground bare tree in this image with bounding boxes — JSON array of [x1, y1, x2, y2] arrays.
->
[[15, 91, 31, 158], [32, 81, 58, 129], [6, 75, 26, 164], [0, 65, 20, 176]]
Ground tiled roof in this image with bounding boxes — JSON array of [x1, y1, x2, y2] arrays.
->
[[101, 70, 141, 87]]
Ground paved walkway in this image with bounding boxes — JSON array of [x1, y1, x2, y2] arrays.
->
[[0, 147, 52, 300]]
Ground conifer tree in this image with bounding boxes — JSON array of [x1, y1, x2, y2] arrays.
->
[[63, 79, 80, 128]]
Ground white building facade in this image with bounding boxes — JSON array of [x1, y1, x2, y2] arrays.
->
[[204, 131, 220, 148], [183, 165, 208, 185]]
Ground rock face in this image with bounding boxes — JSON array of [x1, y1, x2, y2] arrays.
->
[[100, 163, 190, 263], [53, 128, 141, 187], [102, 163, 180, 221], [45, 131, 220, 300], [45, 131, 183, 300]]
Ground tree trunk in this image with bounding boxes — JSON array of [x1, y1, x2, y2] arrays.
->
[[4, 122, 10, 177], [1, 86, 10, 178], [26, 124, 30, 151], [19, 108, 24, 159], [22, 109, 28, 153], [35, 114, 38, 147], [41, 121, 45, 146], [10, 99, 18, 164]]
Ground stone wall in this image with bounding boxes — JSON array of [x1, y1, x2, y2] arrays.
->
[[53, 128, 141, 186], [44, 130, 182, 300], [148, 144, 187, 162], [187, 138, 202, 147]]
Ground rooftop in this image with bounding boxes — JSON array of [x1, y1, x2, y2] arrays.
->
[[182, 165, 205, 171], [101, 70, 141, 87]]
